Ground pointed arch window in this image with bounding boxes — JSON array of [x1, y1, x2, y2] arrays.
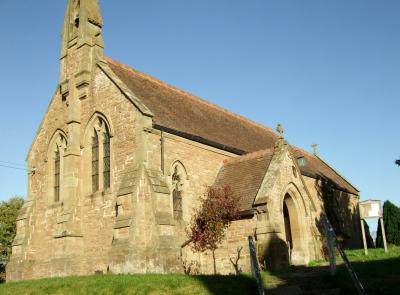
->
[[172, 166, 183, 220], [92, 132, 99, 193], [103, 127, 111, 189], [89, 116, 112, 194], [48, 132, 67, 204], [54, 148, 61, 202], [171, 163, 188, 221]]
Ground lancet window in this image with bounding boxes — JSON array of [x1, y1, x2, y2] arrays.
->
[[48, 132, 67, 203], [92, 132, 99, 192], [54, 149, 61, 202], [103, 130, 111, 189], [90, 117, 112, 193], [172, 163, 187, 220]]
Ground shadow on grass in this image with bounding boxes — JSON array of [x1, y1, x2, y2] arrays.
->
[[261, 256, 400, 295], [194, 275, 258, 295], [1, 257, 397, 295], [263, 264, 341, 295], [327, 256, 400, 295]]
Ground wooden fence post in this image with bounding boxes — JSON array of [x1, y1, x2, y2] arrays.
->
[[325, 224, 337, 276], [360, 219, 368, 256], [248, 236, 265, 295], [324, 217, 367, 295], [379, 217, 388, 253]]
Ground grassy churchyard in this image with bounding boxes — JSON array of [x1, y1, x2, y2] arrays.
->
[[0, 246, 399, 295], [328, 245, 400, 294], [263, 245, 400, 294]]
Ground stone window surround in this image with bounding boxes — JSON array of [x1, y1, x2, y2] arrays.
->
[[83, 114, 114, 198], [168, 161, 189, 223], [46, 131, 68, 206]]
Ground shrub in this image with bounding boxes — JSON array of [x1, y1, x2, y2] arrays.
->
[[376, 201, 400, 247], [185, 186, 240, 274]]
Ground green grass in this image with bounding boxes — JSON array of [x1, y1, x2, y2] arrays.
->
[[307, 259, 326, 267], [344, 245, 400, 261], [0, 274, 258, 295], [307, 245, 400, 266], [327, 245, 400, 294], [263, 245, 400, 294], [1, 247, 399, 295]]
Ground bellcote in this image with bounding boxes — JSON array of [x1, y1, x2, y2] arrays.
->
[[60, 0, 104, 98]]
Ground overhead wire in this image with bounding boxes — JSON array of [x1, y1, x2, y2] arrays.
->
[[0, 160, 34, 173], [0, 163, 30, 172], [0, 160, 26, 168]]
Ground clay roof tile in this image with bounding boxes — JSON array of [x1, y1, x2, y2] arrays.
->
[[104, 57, 359, 196]]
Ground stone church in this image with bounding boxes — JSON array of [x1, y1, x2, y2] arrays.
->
[[7, 0, 361, 281]]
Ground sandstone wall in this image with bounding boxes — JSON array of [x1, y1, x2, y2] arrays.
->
[[7, 62, 362, 280], [7, 65, 149, 280], [303, 176, 362, 249]]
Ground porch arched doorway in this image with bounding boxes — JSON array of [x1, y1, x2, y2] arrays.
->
[[283, 193, 303, 265]]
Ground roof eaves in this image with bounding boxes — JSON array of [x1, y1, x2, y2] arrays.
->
[[300, 170, 358, 195], [238, 209, 256, 218], [293, 147, 359, 195], [154, 124, 246, 155], [315, 154, 360, 193]]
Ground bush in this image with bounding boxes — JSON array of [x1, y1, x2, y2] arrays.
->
[[376, 201, 400, 247], [185, 186, 240, 274], [0, 196, 25, 281]]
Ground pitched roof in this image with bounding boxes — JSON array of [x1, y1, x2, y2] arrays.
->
[[292, 147, 358, 195], [105, 57, 359, 196], [106, 57, 277, 153], [214, 149, 274, 211]]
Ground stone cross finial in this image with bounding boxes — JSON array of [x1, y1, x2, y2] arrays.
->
[[276, 124, 284, 139], [312, 144, 318, 156]]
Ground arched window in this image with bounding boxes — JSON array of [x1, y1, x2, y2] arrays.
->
[[103, 126, 111, 189], [171, 162, 189, 221], [87, 115, 112, 194], [92, 131, 99, 192], [172, 166, 183, 220], [54, 148, 61, 202], [48, 131, 67, 203]]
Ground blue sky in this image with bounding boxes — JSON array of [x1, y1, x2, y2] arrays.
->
[[0, 0, 399, 225]]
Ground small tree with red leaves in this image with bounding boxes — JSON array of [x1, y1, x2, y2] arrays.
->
[[184, 186, 240, 274]]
